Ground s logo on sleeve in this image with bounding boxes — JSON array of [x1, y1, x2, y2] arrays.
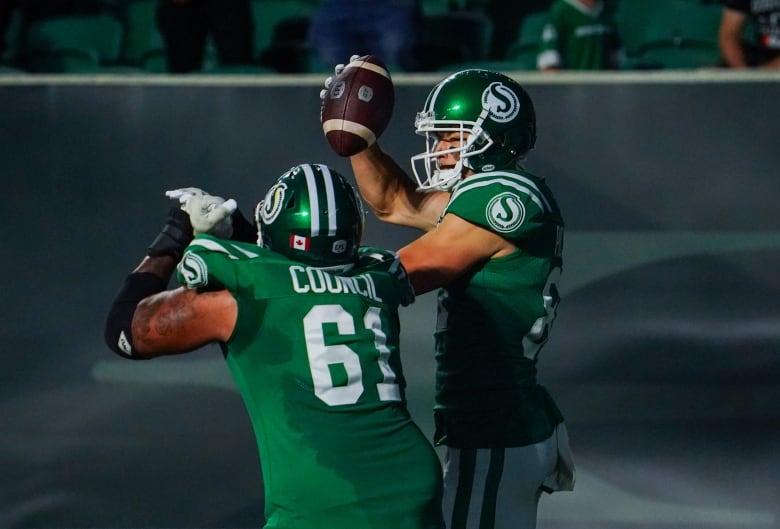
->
[[178, 252, 209, 288], [486, 192, 525, 233]]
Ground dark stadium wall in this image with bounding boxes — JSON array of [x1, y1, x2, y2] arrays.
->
[[1, 75, 779, 529]]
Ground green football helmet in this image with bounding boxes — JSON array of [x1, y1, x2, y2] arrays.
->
[[411, 69, 537, 191], [255, 164, 364, 267]]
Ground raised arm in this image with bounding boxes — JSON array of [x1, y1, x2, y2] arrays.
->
[[130, 265, 236, 358], [719, 8, 749, 67], [397, 212, 516, 295], [350, 143, 449, 232], [105, 205, 237, 360]]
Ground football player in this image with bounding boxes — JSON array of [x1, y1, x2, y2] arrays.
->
[[332, 65, 576, 529], [104, 163, 444, 529]]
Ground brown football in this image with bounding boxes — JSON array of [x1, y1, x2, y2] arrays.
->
[[321, 55, 394, 157]]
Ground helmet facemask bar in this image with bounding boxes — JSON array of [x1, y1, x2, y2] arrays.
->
[[411, 111, 493, 192]]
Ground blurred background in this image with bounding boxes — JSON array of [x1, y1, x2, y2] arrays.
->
[[0, 0, 748, 75], [1, 1, 779, 528]]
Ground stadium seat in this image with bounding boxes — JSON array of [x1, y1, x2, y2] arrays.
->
[[502, 11, 548, 70], [25, 47, 102, 73], [0, 64, 26, 74], [0, 7, 24, 67], [416, 11, 494, 71], [22, 13, 124, 72], [436, 60, 535, 74], [643, 1, 722, 44], [614, 0, 656, 56], [617, 0, 722, 57], [636, 38, 723, 69], [202, 63, 276, 75], [139, 47, 167, 73], [625, 0, 723, 69], [119, 0, 164, 66], [257, 15, 312, 73], [249, 0, 316, 60], [421, 0, 451, 15]]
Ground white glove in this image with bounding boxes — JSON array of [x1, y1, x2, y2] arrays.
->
[[319, 54, 362, 101], [165, 187, 238, 239]]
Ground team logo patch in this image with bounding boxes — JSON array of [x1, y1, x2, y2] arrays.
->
[[481, 82, 520, 123], [178, 253, 209, 288], [259, 182, 287, 225], [332, 80, 346, 98], [358, 85, 373, 102], [332, 239, 347, 254], [486, 192, 525, 233]]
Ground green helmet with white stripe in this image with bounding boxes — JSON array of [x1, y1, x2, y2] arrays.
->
[[411, 69, 537, 192], [254, 164, 364, 266]]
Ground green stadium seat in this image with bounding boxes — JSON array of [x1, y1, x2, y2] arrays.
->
[[249, 0, 316, 60], [614, 0, 656, 55], [416, 11, 494, 71], [421, 0, 451, 15], [22, 13, 124, 72], [119, 0, 164, 66], [202, 63, 276, 75], [617, 0, 722, 57], [139, 47, 167, 73], [643, 1, 722, 44], [257, 15, 312, 73], [636, 38, 723, 69], [625, 0, 723, 69], [0, 7, 24, 66], [502, 11, 548, 70], [25, 47, 102, 73], [0, 64, 26, 74], [436, 60, 536, 74]]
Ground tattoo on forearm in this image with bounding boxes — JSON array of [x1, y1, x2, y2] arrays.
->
[[135, 289, 198, 348]]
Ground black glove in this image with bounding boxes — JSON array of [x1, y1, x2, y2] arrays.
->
[[230, 208, 258, 243], [147, 207, 194, 261]]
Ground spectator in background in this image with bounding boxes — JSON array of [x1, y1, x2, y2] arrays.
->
[[307, 0, 421, 72], [156, 0, 253, 73], [537, 0, 624, 70], [471, 0, 552, 60], [719, 0, 780, 68]]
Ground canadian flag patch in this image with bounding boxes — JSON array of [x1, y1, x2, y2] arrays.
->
[[290, 234, 310, 251]]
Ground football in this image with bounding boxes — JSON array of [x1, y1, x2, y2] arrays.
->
[[321, 55, 394, 157]]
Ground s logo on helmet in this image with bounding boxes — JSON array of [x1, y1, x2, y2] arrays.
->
[[481, 82, 520, 124], [486, 192, 525, 233], [260, 182, 287, 225]]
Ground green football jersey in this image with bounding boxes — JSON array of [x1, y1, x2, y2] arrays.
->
[[537, 0, 622, 70], [432, 169, 565, 449], [176, 236, 443, 529]]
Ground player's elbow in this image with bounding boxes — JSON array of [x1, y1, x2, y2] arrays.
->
[[104, 304, 147, 360]]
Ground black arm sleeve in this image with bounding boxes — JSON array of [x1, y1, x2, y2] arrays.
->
[[104, 272, 168, 359]]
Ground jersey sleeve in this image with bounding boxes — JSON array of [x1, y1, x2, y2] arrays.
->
[[442, 171, 555, 243], [176, 234, 262, 291]]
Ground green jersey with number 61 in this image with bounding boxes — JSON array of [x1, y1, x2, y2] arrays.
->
[[432, 169, 565, 449], [176, 235, 443, 529]]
